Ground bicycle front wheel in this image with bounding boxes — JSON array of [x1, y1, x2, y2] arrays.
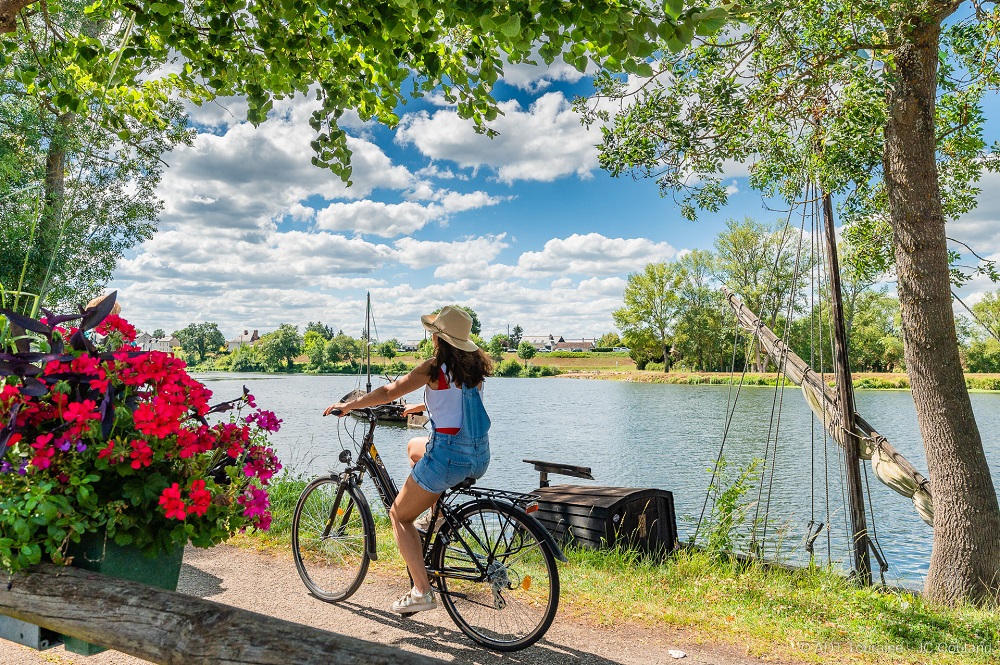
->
[[433, 501, 559, 651], [292, 476, 373, 602]]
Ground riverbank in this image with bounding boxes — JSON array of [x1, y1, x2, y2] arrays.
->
[[558, 370, 1000, 391], [236, 475, 999, 665]]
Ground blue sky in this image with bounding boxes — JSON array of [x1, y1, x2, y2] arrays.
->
[[109, 55, 1000, 344]]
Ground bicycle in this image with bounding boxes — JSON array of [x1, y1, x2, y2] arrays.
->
[[291, 406, 565, 651]]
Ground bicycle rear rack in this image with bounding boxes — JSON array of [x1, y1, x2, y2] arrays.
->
[[446, 485, 538, 508]]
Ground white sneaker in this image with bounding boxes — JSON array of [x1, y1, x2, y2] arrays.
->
[[391, 588, 437, 614], [413, 510, 441, 533]]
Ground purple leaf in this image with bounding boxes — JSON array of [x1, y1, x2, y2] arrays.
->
[[0, 308, 51, 335], [18, 378, 48, 397], [80, 292, 117, 332]]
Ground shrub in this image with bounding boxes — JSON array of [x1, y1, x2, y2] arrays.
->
[[495, 358, 522, 377], [645, 362, 665, 372]]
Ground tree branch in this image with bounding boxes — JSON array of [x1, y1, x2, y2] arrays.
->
[[0, 0, 38, 33]]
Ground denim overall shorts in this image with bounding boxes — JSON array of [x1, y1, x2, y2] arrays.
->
[[411, 386, 491, 494]]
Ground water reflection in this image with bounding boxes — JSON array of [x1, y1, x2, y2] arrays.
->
[[195, 373, 1000, 588]]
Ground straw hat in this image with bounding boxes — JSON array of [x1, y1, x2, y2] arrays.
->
[[86, 294, 121, 316], [420, 306, 478, 352]]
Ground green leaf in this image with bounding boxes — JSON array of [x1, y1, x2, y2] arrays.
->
[[501, 14, 521, 38], [694, 8, 729, 37], [663, 0, 684, 21]]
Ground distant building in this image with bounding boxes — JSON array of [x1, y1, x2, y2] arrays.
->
[[523, 335, 564, 351], [552, 339, 596, 352], [134, 332, 179, 352], [399, 340, 422, 352], [227, 329, 259, 351]]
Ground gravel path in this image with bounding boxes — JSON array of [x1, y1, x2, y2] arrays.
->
[[0, 545, 793, 665]]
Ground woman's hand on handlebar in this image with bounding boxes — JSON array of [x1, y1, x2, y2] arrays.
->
[[402, 403, 425, 417], [324, 402, 350, 417]]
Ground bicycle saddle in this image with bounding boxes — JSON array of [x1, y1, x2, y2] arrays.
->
[[451, 477, 477, 491]]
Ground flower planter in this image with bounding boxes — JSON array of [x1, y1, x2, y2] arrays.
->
[[61, 532, 184, 655]]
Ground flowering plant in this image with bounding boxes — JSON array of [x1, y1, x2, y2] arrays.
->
[[0, 294, 282, 575]]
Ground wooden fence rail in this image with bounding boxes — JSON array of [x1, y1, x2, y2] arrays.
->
[[0, 563, 445, 665]]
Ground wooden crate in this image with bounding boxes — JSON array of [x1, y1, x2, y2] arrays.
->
[[532, 485, 678, 554]]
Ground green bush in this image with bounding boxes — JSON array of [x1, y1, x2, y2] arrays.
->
[[644, 362, 665, 372], [495, 358, 522, 377], [518, 364, 560, 378], [229, 344, 265, 372]]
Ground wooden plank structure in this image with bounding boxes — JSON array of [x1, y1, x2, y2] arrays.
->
[[523, 459, 678, 554], [532, 485, 678, 553], [0, 564, 445, 665]]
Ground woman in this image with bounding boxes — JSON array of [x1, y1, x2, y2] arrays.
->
[[324, 305, 493, 614]]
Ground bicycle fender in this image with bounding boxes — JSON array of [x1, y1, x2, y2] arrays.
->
[[348, 478, 379, 561], [517, 507, 568, 563], [462, 498, 568, 563]]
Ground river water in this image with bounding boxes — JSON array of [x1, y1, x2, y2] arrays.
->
[[195, 372, 1000, 588]]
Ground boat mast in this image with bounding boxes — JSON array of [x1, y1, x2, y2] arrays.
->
[[365, 291, 372, 394], [821, 190, 872, 585]]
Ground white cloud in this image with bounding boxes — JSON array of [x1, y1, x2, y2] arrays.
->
[[502, 53, 590, 92], [314, 190, 506, 238], [395, 92, 599, 184], [158, 94, 415, 235], [513, 233, 678, 277]]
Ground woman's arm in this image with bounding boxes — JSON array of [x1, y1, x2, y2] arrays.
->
[[324, 359, 434, 416]]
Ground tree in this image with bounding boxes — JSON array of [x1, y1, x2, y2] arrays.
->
[[0, 1, 723, 186], [305, 322, 335, 341], [591, 0, 1000, 603], [517, 341, 536, 368], [326, 333, 364, 365], [416, 337, 434, 360], [258, 324, 302, 371], [671, 250, 731, 372], [433, 305, 482, 336], [302, 330, 326, 370], [151, 329, 165, 339], [173, 323, 225, 364], [510, 325, 524, 347], [487, 334, 508, 361], [713, 218, 808, 371], [379, 340, 398, 363], [596, 332, 622, 349], [1, 7, 191, 308], [613, 263, 683, 373]]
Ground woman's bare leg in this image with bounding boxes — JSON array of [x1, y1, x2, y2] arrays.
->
[[406, 436, 428, 467], [390, 475, 439, 594]]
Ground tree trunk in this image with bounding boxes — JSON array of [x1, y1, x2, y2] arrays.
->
[[884, 21, 1000, 605], [37, 112, 72, 298]]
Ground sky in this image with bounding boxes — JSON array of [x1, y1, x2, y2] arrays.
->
[[108, 55, 1000, 344]]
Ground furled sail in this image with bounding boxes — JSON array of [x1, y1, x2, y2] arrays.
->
[[722, 288, 934, 526]]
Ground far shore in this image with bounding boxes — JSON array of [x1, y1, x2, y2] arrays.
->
[[556, 369, 1000, 391]]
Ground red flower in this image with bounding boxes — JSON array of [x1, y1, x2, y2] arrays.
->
[[95, 314, 137, 343], [188, 480, 212, 517], [158, 483, 187, 520], [30, 447, 55, 469], [129, 439, 153, 469], [97, 441, 116, 460], [63, 400, 99, 425]]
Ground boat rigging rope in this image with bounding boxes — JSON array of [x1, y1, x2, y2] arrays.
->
[[756, 187, 812, 553]]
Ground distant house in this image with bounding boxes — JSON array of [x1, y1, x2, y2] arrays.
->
[[551, 339, 595, 352], [134, 332, 179, 352], [227, 329, 260, 352], [523, 335, 564, 351], [399, 340, 422, 352]]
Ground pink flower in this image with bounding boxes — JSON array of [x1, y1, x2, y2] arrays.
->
[[129, 439, 153, 469], [188, 480, 212, 517]]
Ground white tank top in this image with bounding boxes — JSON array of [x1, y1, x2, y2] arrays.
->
[[424, 363, 463, 434]]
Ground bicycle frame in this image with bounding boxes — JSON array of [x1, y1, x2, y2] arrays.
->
[[332, 409, 567, 583]]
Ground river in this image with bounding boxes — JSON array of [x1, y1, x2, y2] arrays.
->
[[195, 372, 1000, 588]]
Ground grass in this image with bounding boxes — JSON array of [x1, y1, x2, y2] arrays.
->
[[235, 474, 999, 664]]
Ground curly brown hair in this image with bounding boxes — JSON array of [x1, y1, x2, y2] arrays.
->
[[427, 337, 494, 388]]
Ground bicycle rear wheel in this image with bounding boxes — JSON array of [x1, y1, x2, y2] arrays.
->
[[292, 476, 373, 602], [433, 501, 559, 651]]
